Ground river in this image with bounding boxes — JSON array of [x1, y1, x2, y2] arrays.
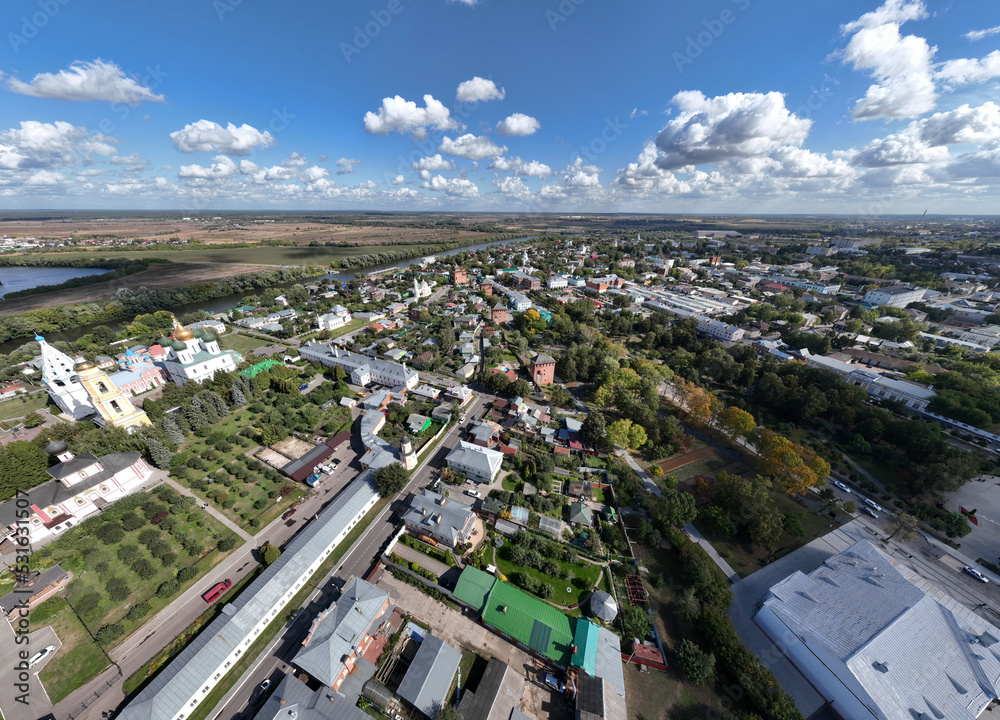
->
[[0, 235, 538, 355], [0, 266, 111, 299]]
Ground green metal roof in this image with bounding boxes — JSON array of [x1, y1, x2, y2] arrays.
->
[[238, 359, 284, 378], [453, 565, 496, 611], [453, 567, 574, 666], [571, 619, 599, 676]]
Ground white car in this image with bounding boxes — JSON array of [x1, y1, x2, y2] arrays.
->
[[861, 506, 878, 519], [833, 481, 851, 493], [28, 645, 55, 668], [964, 566, 990, 583], [863, 497, 883, 512], [465, 489, 482, 498]]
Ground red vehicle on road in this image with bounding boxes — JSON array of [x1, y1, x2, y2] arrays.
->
[[202, 578, 232, 603]]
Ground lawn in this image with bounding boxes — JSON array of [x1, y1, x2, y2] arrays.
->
[[693, 490, 837, 578], [668, 454, 731, 483], [502, 475, 522, 492], [494, 541, 602, 608], [35, 598, 111, 704], [169, 409, 305, 529], [219, 332, 274, 354], [0, 391, 49, 421]]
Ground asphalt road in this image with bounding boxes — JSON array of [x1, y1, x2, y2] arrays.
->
[[212, 391, 490, 720], [826, 480, 1000, 618]]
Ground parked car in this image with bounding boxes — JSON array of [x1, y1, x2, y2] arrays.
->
[[202, 579, 232, 604], [465, 489, 482, 498], [28, 645, 55, 668], [259, 679, 271, 693], [544, 673, 565, 693], [833, 481, 851, 493], [282, 508, 297, 520], [964, 566, 990, 583], [861, 506, 878, 519], [863, 498, 883, 512], [299, 384, 309, 391]]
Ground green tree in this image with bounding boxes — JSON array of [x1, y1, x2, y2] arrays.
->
[[375, 463, 409, 497], [581, 412, 607, 447], [621, 605, 652, 640], [262, 543, 282, 566], [885, 512, 919, 541], [0, 441, 49, 502], [674, 638, 715, 686]]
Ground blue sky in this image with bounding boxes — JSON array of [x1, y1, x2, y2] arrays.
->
[[1, 0, 999, 213]]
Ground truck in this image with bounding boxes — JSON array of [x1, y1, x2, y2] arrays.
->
[[202, 578, 232, 604], [305, 474, 322, 488]]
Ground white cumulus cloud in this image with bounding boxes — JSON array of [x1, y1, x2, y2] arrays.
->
[[938, 51, 1000, 86], [456, 76, 505, 103], [412, 154, 455, 172], [178, 155, 239, 179], [391, 174, 405, 185], [653, 91, 811, 169], [496, 113, 540, 137], [439, 134, 507, 160], [336, 157, 360, 175], [489, 156, 552, 178], [170, 120, 275, 156], [1, 60, 165, 105], [837, 0, 937, 120], [281, 152, 308, 167], [363, 94, 459, 139], [965, 25, 1000, 42]]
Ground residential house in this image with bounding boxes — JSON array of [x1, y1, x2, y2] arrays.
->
[[446, 441, 505, 483], [401, 489, 477, 547]]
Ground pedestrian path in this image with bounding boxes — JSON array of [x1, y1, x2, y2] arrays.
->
[[621, 451, 662, 497], [684, 523, 740, 582]]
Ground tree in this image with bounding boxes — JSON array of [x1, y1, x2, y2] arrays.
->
[[22, 412, 45, 428], [754, 428, 828, 495], [581, 412, 607, 447], [675, 638, 715, 686], [511, 378, 531, 397], [606, 419, 645, 449], [885, 512, 918, 541], [676, 587, 702, 622], [161, 415, 184, 444], [621, 605, 652, 640], [146, 437, 173, 469], [262, 543, 282, 566], [436, 704, 462, 720], [748, 507, 784, 549], [698, 505, 735, 539], [97, 522, 125, 545], [717, 406, 756, 440], [375, 462, 409, 497], [817, 487, 836, 508], [0, 441, 49, 502]]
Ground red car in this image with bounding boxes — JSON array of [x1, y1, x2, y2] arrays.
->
[[282, 508, 297, 521], [202, 578, 232, 604]]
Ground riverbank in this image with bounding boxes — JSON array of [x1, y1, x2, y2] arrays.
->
[[0, 262, 278, 317]]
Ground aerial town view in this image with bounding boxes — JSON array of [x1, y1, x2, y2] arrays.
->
[[2, 3, 1000, 720]]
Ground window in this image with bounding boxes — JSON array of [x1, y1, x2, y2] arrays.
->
[[75, 498, 86, 507], [224, 661, 231, 668], [110, 400, 121, 413], [97, 382, 108, 393]]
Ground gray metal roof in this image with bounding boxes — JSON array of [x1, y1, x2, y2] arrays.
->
[[446, 441, 503, 479], [253, 674, 367, 720], [292, 577, 389, 686], [396, 634, 461, 718], [401, 489, 475, 546], [759, 540, 1000, 720], [119, 473, 379, 720], [594, 627, 625, 699]]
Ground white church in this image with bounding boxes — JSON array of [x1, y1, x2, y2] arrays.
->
[[159, 318, 241, 386]]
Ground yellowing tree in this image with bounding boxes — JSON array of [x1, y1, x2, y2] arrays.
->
[[717, 406, 756, 440], [754, 428, 827, 495], [606, 419, 647, 449]]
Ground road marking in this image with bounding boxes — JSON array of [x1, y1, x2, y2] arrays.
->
[[939, 555, 964, 572]]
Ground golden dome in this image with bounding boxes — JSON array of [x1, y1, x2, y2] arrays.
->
[[172, 316, 194, 341], [73, 360, 97, 372]]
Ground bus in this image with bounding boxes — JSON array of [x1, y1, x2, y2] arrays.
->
[[202, 578, 232, 604]]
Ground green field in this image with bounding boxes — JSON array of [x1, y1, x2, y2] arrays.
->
[[0, 392, 49, 421], [20, 242, 465, 268], [219, 333, 275, 354], [669, 454, 732, 483]]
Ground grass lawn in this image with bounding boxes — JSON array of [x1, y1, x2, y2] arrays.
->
[[219, 333, 273, 354], [327, 316, 368, 338], [668, 454, 731, 483], [494, 543, 602, 608], [35, 599, 111, 704], [591, 486, 606, 504], [694, 491, 837, 578], [0, 392, 49, 421], [19, 487, 244, 701], [502, 476, 522, 492]]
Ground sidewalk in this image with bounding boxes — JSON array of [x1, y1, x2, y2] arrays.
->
[[621, 451, 662, 497], [684, 523, 740, 582], [164, 478, 253, 542]]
